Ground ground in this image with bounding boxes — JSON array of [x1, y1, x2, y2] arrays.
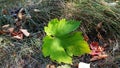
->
[[0, 0, 120, 68]]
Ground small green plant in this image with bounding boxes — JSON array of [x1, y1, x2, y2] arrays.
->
[[42, 19, 90, 64]]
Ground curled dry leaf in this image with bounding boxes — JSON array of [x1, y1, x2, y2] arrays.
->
[[11, 31, 23, 40], [2, 24, 10, 28], [12, 34, 23, 40], [8, 28, 30, 39], [20, 29, 30, 37]]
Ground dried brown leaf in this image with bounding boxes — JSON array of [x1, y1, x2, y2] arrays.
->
[[11, 31, 23, 40], [20, 29, 30, 37], [13, 33, 23, 40], [2, 24, 10, 28]]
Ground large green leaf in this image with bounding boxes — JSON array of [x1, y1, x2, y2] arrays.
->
[[42, 36, 72, 64], [45, 19, 80, 37], [60, 32, 91, 56], [42, 19, 90, 64]]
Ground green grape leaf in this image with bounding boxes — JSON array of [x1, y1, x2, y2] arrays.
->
[[42, 36, 72, 64], [45, 19, 80, 37], [42, 19, 91, 64], [60, 32, 91, 56]]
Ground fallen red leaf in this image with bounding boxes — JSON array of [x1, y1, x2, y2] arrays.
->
[[11, 31, 23, 40], [13, 34, 23, 40], [90, 42, 99, 50], [90, 42, 104, 53], [89, 42, 108, 61], [90, 53, 108, 61], [89, 50, 101, 56], [11, 31, 21, 36]]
